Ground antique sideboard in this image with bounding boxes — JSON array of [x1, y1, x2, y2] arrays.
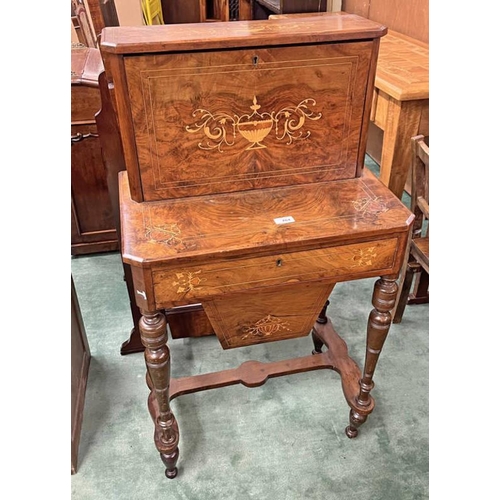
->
[[71, 46, 119, 255], [100, 14, 413, 479]]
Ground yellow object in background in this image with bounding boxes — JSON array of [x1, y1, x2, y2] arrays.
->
[[141, 0, 164, 25]]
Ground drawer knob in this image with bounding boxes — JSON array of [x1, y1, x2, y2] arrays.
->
[[276, 259, 283, 267]]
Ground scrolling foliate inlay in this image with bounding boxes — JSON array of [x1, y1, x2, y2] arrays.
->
[[352, 196, 389, 219], [186, 96, 322, 152], [173, 271, 205, 294], [346, 247, 377, 267], [240, 315, 292, 340], [145, 223, 182, 246]]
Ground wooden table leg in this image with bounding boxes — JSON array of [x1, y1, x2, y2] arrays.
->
[[139, 309, 180, 479], [378, 98, 426, 199], [346, 277, 398, 438], [120, 263, 145, 354], [312, 299, 330, 354]]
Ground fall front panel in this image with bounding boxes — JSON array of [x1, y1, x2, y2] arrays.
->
[[124, 41, 373, 200]]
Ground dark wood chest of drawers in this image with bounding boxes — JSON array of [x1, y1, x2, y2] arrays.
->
[[71, 47, 118, 255]]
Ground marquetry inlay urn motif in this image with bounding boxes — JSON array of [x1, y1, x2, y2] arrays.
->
[[240, 314, 292, 340], [186, 95, 322, 152]]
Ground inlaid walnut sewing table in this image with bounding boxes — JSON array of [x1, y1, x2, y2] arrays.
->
[[100, 14, 413, 479]]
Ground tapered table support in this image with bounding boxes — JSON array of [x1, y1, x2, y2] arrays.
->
[[345, 277, 398, 438]]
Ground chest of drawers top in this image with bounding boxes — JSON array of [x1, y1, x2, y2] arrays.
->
[[100, 15, 387, 203], [71, 47, 103, 122], [100, 14, 386, 54], [71, 47, 103, 87]]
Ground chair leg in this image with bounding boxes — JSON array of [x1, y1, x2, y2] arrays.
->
[[392, 261, 420, 323], [408, 268, 429, 304]]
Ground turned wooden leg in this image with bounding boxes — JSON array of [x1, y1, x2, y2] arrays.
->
[[346, 277, 398, 438], [312, 300, 330, 354], [139, 309, 180, 479]]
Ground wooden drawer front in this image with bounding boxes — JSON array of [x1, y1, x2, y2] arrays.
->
[[124, 41, 373, 201], [153, 238, 398, 308]]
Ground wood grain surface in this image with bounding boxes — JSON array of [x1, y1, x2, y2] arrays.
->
[[152, 237, 398, 307], [124, 42, 373, 200], [204, 282, 334, 348], [375, 30, 428, 101], [119, 169, 413, 267], [100, 14, 387, 54]]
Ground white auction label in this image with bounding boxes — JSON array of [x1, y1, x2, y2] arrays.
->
[[274, 216, 295, 225]]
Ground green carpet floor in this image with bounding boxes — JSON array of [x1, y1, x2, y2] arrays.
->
[[71, 158, 428, 499]]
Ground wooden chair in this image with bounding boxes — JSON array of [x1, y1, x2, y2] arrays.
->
[[392, 134, 429, 323]]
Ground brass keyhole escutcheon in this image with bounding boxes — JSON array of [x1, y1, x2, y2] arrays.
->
[[253, 55, 258, 66], [276, 259, 283, 267]]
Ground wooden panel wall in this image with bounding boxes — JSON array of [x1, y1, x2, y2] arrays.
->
[[342, 0, 428, 43]]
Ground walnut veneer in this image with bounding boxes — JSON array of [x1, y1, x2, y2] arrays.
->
[[100, 14, 413, 479]]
